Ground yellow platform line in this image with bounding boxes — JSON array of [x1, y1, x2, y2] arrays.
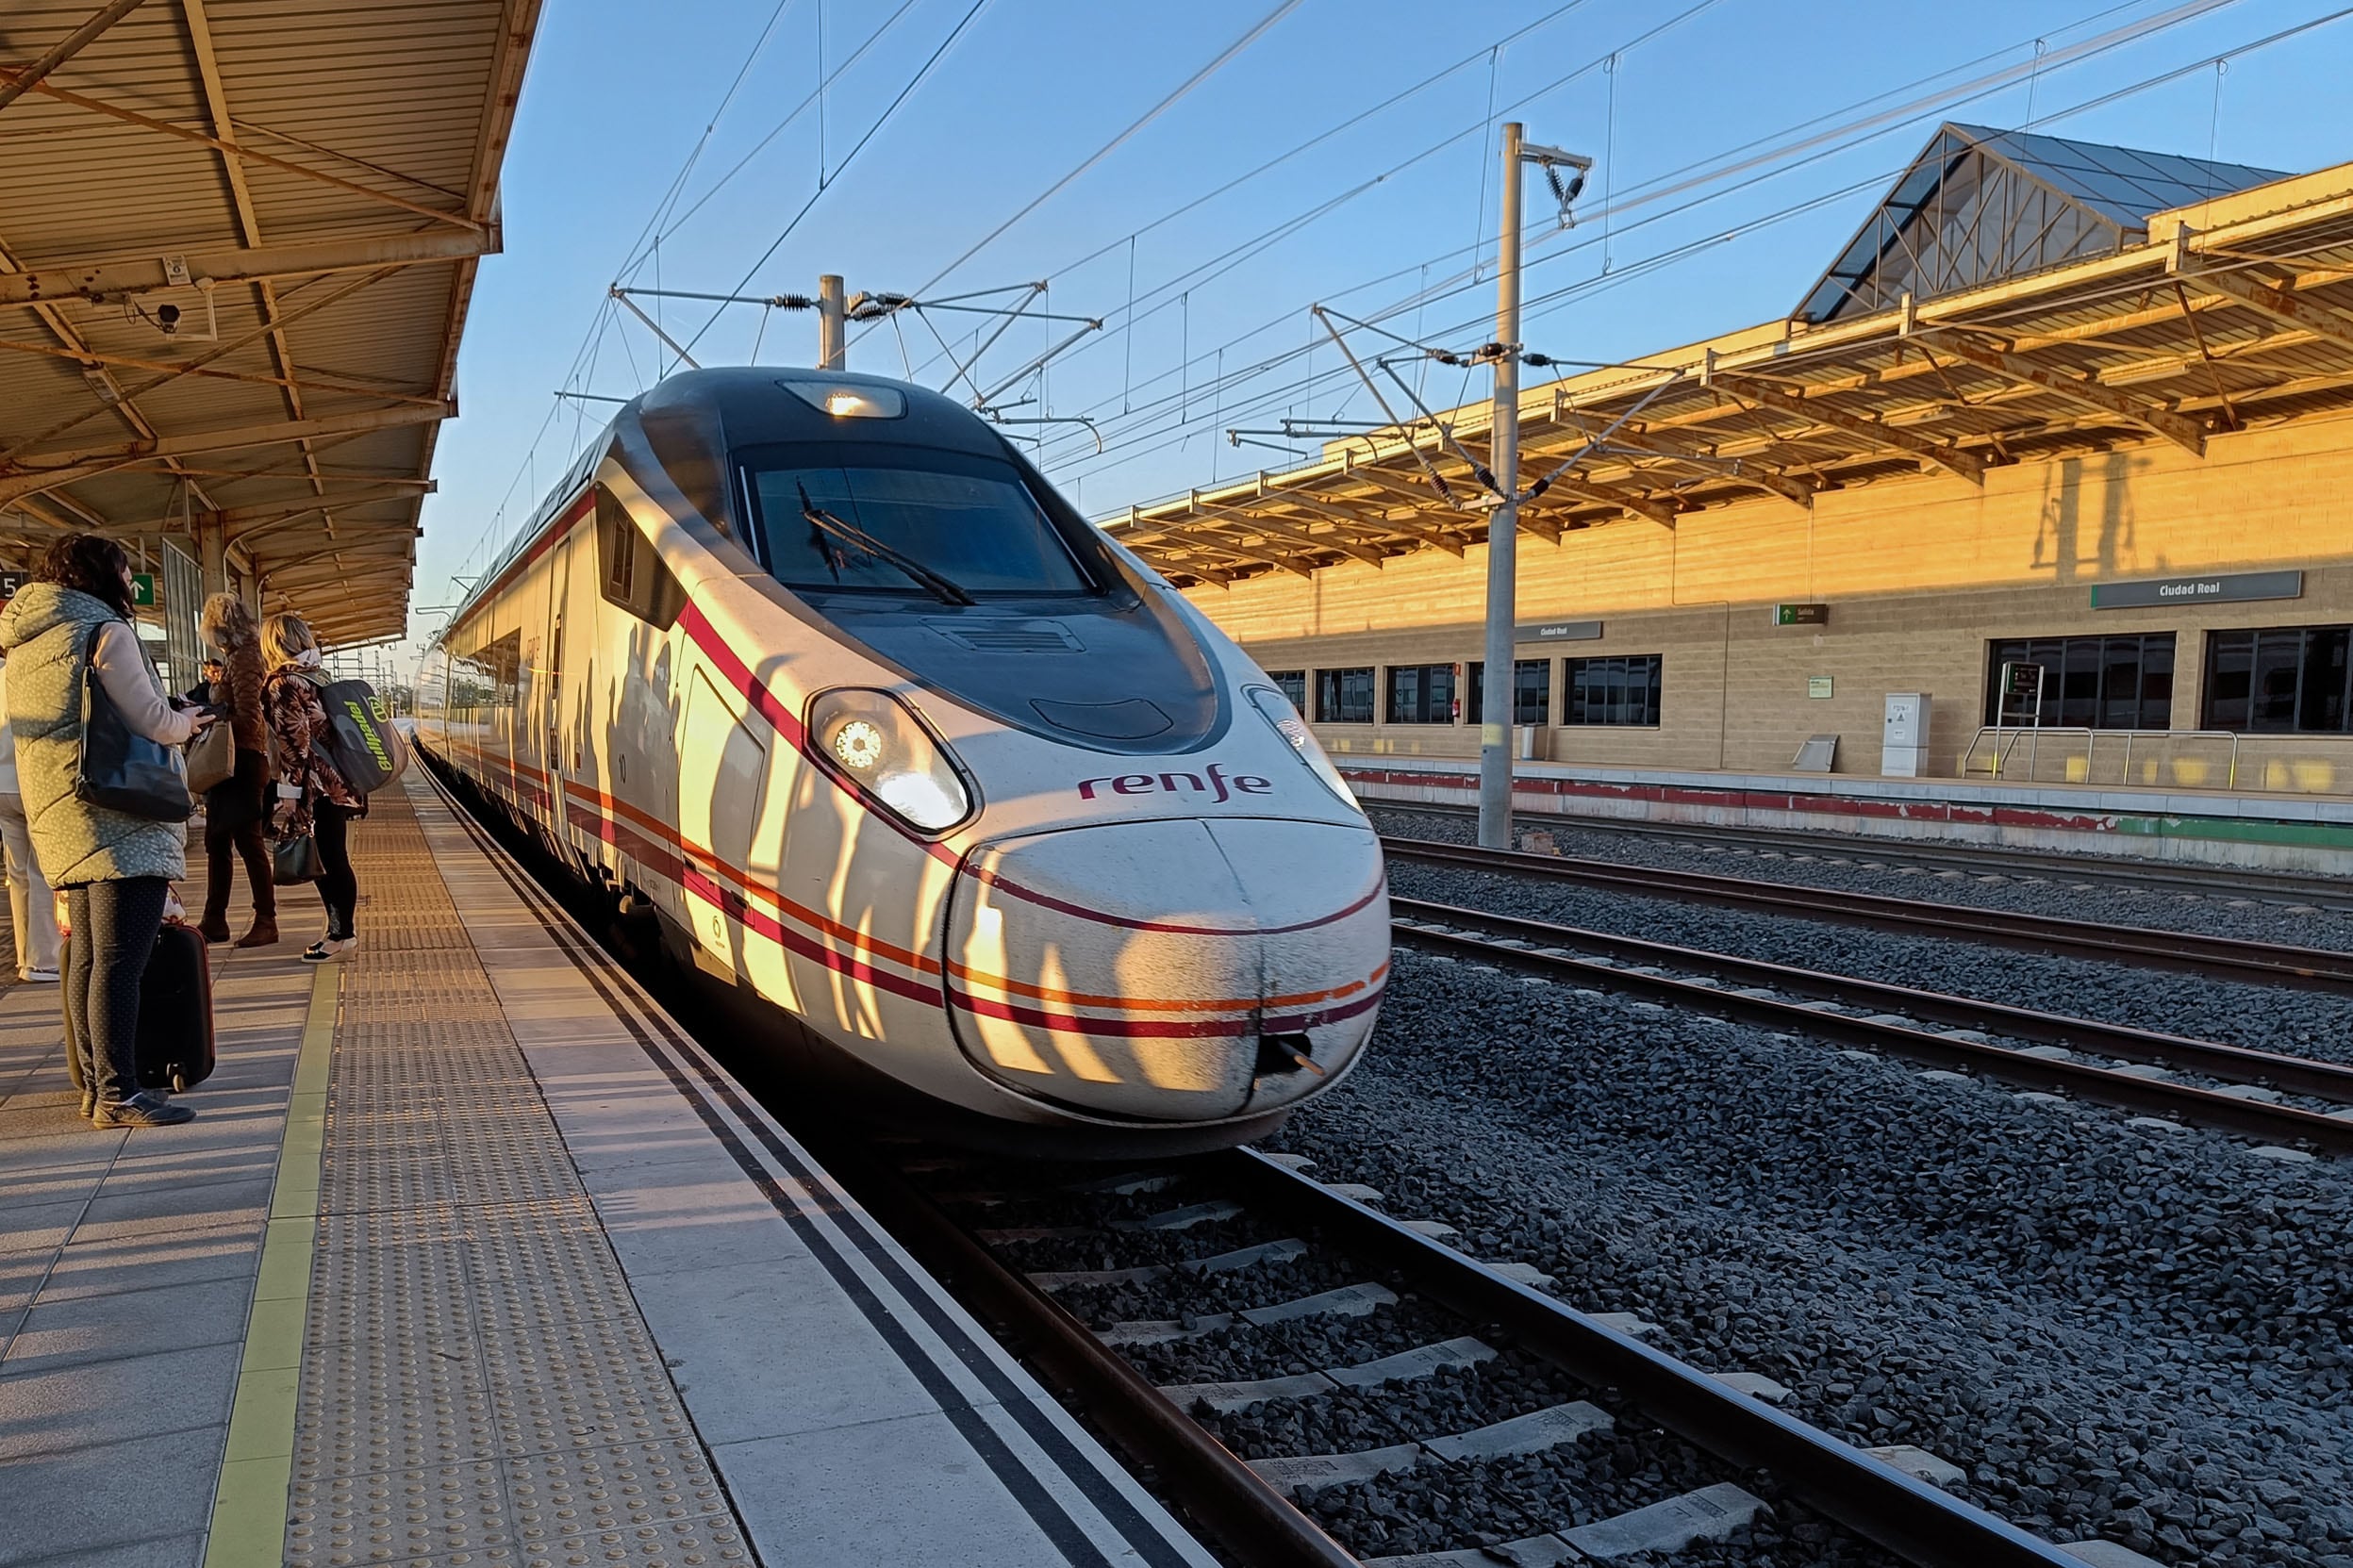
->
[[202, 963, 340, 1568]]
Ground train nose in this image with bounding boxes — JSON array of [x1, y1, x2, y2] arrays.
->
[[943, 817, 1388, 1122]]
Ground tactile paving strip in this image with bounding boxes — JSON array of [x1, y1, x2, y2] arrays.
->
[[285, 792, 751, 1568]]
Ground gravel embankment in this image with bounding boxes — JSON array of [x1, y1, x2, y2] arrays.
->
[[1384, 856, 2353, 1064], [1263, 949, 2353, 1568], [1372, 805, 2353, 951]]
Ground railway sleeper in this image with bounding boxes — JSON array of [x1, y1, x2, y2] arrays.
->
[[1250, 1398, 1618, 1497], [1160, 1333, 1497, 1413], [1366, 1481, 1768, 1565]]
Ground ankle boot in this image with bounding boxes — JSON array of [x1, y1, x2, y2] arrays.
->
[[196, 910, 231, 944], [235, 917, 278, 948]]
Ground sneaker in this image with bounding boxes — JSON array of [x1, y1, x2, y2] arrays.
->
[[21, 967, 58, 983], [79, 1089, 95, 1119], [92, 1091, 194, 1128], [302, 934, 357, 963]]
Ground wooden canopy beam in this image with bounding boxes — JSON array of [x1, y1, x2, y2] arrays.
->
[[2179, 268, 2353, 355], [1929, 336, 2206, 455], [1722, 378, 1986, 484], [1595, 426, 1816, 509]]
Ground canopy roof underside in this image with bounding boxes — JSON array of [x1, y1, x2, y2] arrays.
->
[[1112, 151, 2353, 590], [0, 0, 539, 647]]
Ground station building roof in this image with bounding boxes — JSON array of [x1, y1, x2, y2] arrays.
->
[[0, 0, 539, 647], [1111, 126, 2353, 589]]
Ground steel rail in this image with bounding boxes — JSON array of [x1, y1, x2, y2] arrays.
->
[[1391, 895, 2353, 1103], [1378, 799, 2353, 912], [1383, 836, 2353, 994], [1389, 913, 2353, 1155], [813, 1136, 1363, 1568], [1209, 1147, 2093, 1568]]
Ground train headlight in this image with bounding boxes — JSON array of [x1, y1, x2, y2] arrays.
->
[[807, 688, 973, 834], [1246, 685, 1360, 810]]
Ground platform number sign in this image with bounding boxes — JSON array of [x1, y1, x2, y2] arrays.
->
[[0, 570, 21, 601]]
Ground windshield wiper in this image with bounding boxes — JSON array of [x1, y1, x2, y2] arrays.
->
[[796, 482, 976, 606]]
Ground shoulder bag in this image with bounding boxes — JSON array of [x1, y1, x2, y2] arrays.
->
[[185, 719, 235, 795], [75, 623, 194, 823], [271, 831, 323, 885]]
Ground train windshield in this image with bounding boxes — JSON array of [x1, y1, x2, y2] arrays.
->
[[744, 445, 1093, 597]]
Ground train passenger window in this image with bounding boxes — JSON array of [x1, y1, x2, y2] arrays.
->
[[1316, 668, 1374, 724], [742, 445, 1092, 597], [595, 487, 687, 629], [1266, 669, 1307, 713], [1385, 665, 1455, 723]]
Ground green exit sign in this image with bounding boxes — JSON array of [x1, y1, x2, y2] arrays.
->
[[1772, 602, 1828, 626], [130, 572, 154, 607]]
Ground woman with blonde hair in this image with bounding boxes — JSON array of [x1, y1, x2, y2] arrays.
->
[[260, 611, 362, 961], [196, 594, 275, 947]]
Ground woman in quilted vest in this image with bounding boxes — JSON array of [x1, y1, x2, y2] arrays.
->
[[195, 595, 275, 949], [0, 534, 216, 1128], [260, 613, 362, 962]]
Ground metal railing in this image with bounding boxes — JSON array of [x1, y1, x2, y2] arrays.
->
[[1958, 726, 2240, 789]]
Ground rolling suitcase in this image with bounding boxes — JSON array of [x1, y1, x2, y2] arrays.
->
[[136, 920, 216, 1093]]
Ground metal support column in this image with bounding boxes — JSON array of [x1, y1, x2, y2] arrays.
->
[[818, 274, 846, 370], [1477, 123, 1527, 851], [196, 511, 227, 601]]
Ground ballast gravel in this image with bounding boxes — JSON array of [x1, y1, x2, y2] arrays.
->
[[1264, 949, 2353, 1568], [1384, 856, 2353, 1064], [1373, 805, 2353, 951]]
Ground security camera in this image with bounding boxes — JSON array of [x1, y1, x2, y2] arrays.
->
[[156, 303, 181, 335]]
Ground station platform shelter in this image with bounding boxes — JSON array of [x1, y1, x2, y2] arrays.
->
[[1113, 124, 2353, 812], [0, 771, 1218, 1568]]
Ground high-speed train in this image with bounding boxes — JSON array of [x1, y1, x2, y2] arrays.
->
[[418, 369, 1387, 1153]]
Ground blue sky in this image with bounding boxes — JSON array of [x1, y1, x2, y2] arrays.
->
[[410, 0, 2353, 655]]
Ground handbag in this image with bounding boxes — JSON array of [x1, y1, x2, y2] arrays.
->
[[185, 720, 235, 795], [74, 623, 193, 823], [271, 833, 323, 885]]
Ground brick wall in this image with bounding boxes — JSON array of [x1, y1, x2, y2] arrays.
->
[[1191, 408, 2353, 792]]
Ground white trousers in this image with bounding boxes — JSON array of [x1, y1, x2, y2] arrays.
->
[[0, 790, 61, 977]]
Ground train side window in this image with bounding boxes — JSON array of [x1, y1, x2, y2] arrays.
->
[[595, 486, 688, 629]]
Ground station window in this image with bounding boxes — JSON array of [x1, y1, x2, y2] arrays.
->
[[2203, 625, 2352, 734], [1983, 635, 2174, 730], [1266, 669, 1308, 714], [1465, 660, 1552, 726], [1384, 664, 1456, 724], [1565, 654, 1661, 727], [1316, 667, 1375, 724]]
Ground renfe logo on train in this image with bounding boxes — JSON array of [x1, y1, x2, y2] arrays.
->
[[1077, 762, 1273, 801]]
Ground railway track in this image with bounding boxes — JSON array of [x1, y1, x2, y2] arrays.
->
[[1374, 800, 2353, 914], [1389, 898, 2353, 1157], [829, 1140, 2115, 1568], [1382, 836, 2353, 996]]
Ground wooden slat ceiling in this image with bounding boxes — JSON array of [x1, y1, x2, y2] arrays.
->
[[1112, 164, 2353, 588], [0, 0, 540, 646]]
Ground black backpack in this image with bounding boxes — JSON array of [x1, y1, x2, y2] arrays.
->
[[307, 674, 409, 794]]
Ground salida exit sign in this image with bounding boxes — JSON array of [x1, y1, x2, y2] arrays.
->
[[1772, 602, 1829, 626]]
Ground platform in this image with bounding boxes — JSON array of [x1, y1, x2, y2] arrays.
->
[[1341, 755, 2353, 875], [0, 774, 1216, 1568]]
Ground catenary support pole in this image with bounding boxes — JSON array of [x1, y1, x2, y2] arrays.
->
[[1478, 123, 1526, 851], [818, 274, 847, 370]]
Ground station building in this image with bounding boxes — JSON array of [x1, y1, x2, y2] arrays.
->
[[1111, 125, 2353, 798]]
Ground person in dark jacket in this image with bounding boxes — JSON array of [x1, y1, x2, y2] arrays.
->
[[0, 534, 216, 1127], [195, 596, 275, 948], [260, 612, 362, 961], [181, 658, 223, 707]]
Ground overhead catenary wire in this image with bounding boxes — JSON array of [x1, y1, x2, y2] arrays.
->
[[1027, 0, 2303, 487]]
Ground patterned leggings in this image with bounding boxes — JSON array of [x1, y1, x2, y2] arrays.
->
[[64, 878, 168, 1104]]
